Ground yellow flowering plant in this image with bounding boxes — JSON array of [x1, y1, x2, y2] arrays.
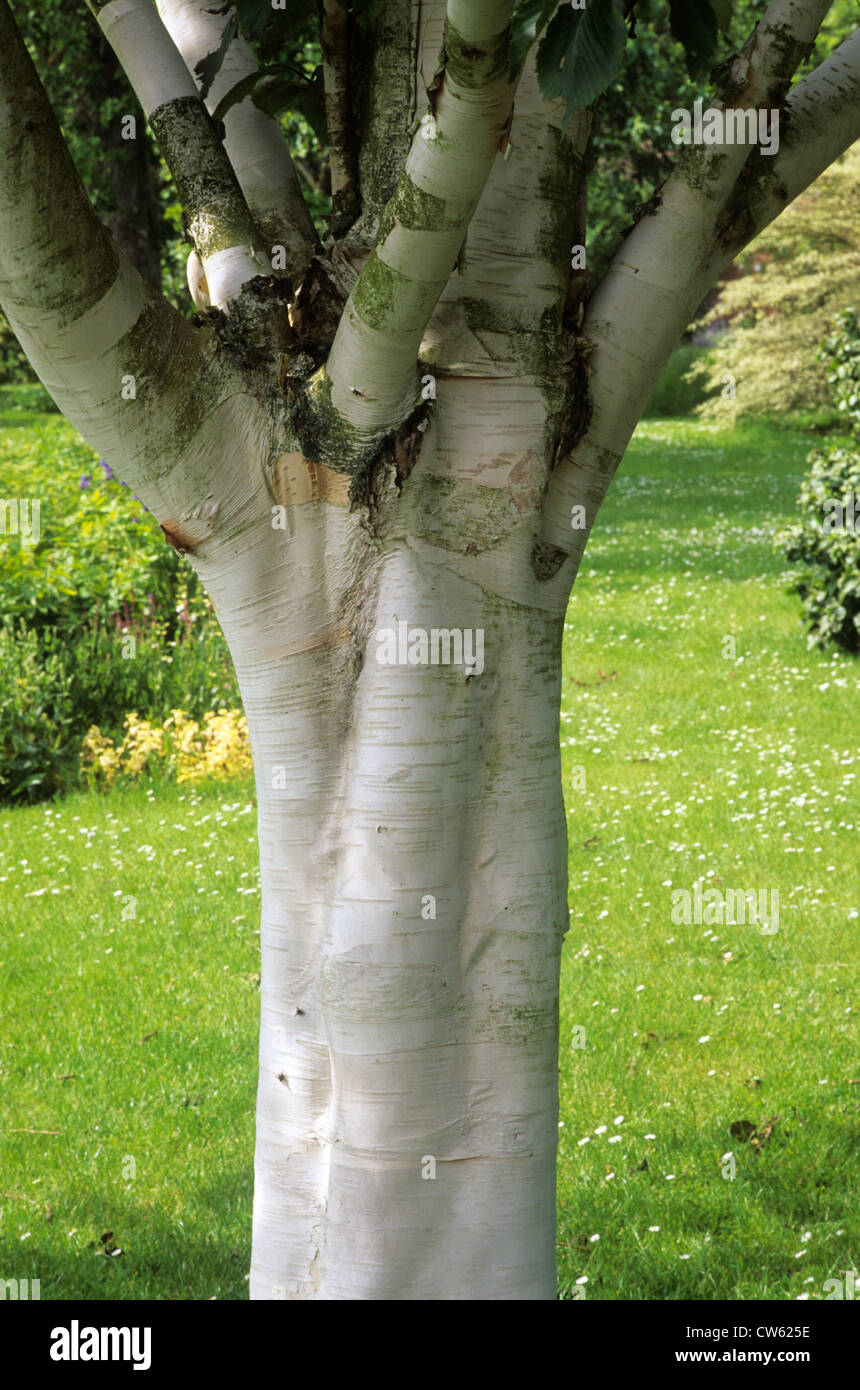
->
[[81, 708, 252, 788]]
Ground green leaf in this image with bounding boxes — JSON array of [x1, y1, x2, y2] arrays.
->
[[234, 0, 277, 36], [251, 68, 327, 142], [709, 0, 734, 34], [536, 0, 627, 119], [194, 0, 316, 95], [211, 61, 326, 141], [510, 0, 558, 78], [211, 70, 264, 125], [668, 0, 719, 78]]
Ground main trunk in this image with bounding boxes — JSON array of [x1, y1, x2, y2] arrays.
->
[[196, 421, 572, 1299]]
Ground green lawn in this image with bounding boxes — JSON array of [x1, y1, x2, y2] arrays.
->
[[1, 415, 857, 1300], [0, 781, 259, 1299], [557, 417, 859, 1301]]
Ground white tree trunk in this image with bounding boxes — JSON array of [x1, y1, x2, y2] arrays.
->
[[190, 376, 571, 1297]]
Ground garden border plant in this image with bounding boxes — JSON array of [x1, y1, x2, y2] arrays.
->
[[781, 308, 860, 651]]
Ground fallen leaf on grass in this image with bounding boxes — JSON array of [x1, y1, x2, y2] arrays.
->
[[570, 670, 617, 687], [730, 1119, 757, 1142], [94, 1230, 123, 1257], [753, 1116, 780, 1151], [730, 1115, 780, 1154]]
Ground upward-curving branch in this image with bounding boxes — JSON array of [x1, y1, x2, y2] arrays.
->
[[540, 0, 855, 557], [310, 0, 519, 462], [154, 0, 319, 285], [0, 0, 208, 494], [84, 0, 270, 308]]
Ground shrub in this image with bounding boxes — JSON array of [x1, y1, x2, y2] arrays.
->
[[0, 314, 37, 385], [781, 310, 860, 652], [0, 625, 78, 800], [0, 440, 185, 637], [782, 444, 860, 652], [0, 382, 57, 415], [64, 597, 241, 736], [0, 391, 243, 798], [0, 603, 242, 802], [643, 344, 713, 418], [820, 308, 860, 431]]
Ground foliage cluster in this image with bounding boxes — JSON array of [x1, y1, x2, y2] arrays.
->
[[780, 310, 860, 652], [0, 392, 240, 801]]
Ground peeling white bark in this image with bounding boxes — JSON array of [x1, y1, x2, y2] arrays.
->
[[325, 0, 519, 440], [421, 34, 592, 379], [95, 0, 195, 113], [182, 395, 570, 1300]]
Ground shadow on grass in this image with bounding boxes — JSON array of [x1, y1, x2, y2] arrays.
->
[[1, 1166, 253, 1301]]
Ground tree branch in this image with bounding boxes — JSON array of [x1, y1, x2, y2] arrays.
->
[[85, 0, 269, 307], [420, 19, 594, 359], [154, 0, 319, 282], [712, 29, 860, 264], [321, 0, 359, 235], [539, 0, 845, 558], [0, 0, 221, 531], [305, 0, 518, 465]]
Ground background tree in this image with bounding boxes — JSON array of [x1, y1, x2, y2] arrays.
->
[[587, 0, 857, 280], [690, 141, 860, 420], [11, 0, 165, 286], [0, 0, 858, 1300]]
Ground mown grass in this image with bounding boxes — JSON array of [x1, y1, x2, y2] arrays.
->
[[1, 413, 857, 1300], [0, 781, 259, 1299], [556, 416, 859, 1301]]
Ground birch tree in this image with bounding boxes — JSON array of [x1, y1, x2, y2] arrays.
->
[[0, 0, 857, 1300]]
